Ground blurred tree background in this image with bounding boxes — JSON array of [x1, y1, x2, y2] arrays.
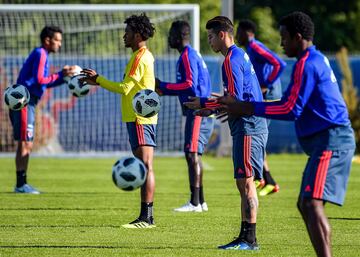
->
[[234, 0, 360, 53], [2, 0, 360, 53]]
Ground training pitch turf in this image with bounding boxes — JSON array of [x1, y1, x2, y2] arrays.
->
[[0, 154, 359, 257]]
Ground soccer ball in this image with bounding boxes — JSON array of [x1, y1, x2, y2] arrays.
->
[[4, 84, 30, 111], [64, 65, 82, 82], [68, 74, 91, 97], [112, 156, 147, 191], [132, 89, 161, 118]]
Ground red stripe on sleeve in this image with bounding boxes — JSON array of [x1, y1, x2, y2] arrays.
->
[[37, 48, 60, 84], [250, 41, 281, 82], [166, 48, 193, 91], [264, 51, 310, 115], [129, 48, 146, 77], [224, 51, 235, 96]]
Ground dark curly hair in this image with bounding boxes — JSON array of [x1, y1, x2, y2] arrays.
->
[[279, 11, 314, 41], [238, 19, 257, 34], [125, 13, 155, 41], [40, 25, 63, 43], [206, 16, 234, 35], [171, 20, 191, 41]]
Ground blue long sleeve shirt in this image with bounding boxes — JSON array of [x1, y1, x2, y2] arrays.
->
[[159, 45, 212, 115], [246, 39, 286, 89], [201, 44, 268, 135], [17, 47, 64, 99], [253, 46, 351, 137]]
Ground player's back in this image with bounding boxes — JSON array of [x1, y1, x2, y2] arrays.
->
[[176, 45, 211, 115], [188, 46, 211, 98], [17, 47, 47, 97], [296, 46, 350, 136], [247, 40, 285, 86]]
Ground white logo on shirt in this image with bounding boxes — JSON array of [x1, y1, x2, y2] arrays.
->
[[324, 56, 337, 83], [244, 53, 250, 62]]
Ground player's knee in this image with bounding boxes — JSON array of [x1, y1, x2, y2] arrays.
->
[[185, 153, 198, 166], [19, 141, 33, 155]]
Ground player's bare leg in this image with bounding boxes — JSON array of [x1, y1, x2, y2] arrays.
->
[[123, 145, 156, 228], [186, 152, 201, 203], [16, 141, 32, 171], [174, 152, 203, 212], [218, 177, 259, 250], [14, 141, 39, 194], [297, 198, 332, 257], [133, 146, 155, 203], [237, 177, 258, 242]]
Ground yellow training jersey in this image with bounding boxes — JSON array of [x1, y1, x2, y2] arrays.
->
[[96, 46, 157, 124]]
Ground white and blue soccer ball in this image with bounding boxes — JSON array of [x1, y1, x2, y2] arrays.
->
[[68, 74, 91, 97], [64, 65, 82, 82], [112, 156, 147, 191], [4, 84, 30, 111], [132, 89, 161, 118]]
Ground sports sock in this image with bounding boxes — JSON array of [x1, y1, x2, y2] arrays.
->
[[239, 221, 247, 239], [244, 223, 256, 244], [199, 186, 204, 204], [140, 202, 153, 223], [16, 170, 26, 187], [190, 187, 200, 206], [263, 169, 276, 185]]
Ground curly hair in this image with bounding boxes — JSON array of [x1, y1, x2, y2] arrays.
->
[[40, 25, 63, 43], [124, 13, 155, 41], [206, 16, 234, 35], [238, 19, 257, 34], [279, 11, 314, 41]]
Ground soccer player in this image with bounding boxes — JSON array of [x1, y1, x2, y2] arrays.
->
[[215, 12, 356, 256], [185, 16, 268, 250], [236, 19, 286, 196], [10, 25, 75, 194], [155, 20, 214, 212], [81, 13, 157, 228]]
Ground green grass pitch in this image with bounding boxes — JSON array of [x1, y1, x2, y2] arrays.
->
[[0, 154, 359, 257]]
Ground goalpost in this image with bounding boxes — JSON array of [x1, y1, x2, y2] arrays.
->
[[0, 4, 203, 156]]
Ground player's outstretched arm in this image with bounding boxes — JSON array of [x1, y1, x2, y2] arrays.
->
[[217, 96, 255, 117]]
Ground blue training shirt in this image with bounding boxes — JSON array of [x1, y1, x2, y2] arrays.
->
[[17, 47, 64, 99], [246, 39, 286, 90], [201, 44, 268, 135], [159, 45, 212, 115], [253, 46, 351, 137]]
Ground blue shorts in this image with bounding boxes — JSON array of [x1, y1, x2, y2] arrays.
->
[[232, 133, 268, 179], [299, 125, 355, 205], [9, 96, 38, 141], [126, 122, 156, 150], [184, 114, 214, 154]]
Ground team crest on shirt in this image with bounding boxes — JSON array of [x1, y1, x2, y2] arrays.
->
[[27, 124, 34, 139]]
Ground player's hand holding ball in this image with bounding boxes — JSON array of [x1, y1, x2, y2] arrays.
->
[[80, 68, 99, 86]]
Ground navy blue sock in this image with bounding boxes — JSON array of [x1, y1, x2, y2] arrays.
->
[[16, 170, 26, 187]]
